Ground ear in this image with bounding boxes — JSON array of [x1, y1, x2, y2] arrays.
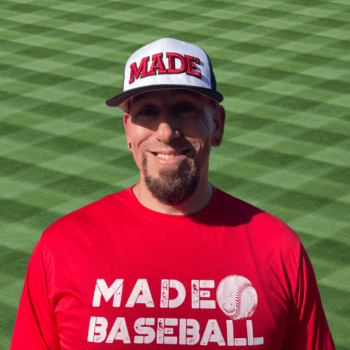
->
[[123, 113, 132, 150], [211, 105, 225, 147]]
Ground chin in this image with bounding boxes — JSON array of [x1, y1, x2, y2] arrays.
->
[[142, 156, 200, 206]]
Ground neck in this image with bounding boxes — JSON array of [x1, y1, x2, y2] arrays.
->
[[132, 174, 213, 215]]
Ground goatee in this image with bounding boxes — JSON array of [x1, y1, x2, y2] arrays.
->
[[143, 156, 200, 206]]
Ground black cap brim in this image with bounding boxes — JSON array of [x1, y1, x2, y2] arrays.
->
[[106, 84, 223, 111]]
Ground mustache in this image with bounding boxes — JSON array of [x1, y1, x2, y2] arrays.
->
[[148, 139, 196, 152]]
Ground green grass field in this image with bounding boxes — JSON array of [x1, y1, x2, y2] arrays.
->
[[1, 0, 349, 348]]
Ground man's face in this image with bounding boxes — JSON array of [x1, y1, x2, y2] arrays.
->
[[123, 89, 224, 206]]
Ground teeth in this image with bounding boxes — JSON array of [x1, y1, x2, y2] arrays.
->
[[156, 152, 182, 159]]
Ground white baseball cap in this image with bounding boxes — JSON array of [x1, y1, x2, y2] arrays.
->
[[106, 38, 223, 110]]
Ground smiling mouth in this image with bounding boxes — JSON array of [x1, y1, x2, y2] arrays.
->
[[152, 150, 190, 159]]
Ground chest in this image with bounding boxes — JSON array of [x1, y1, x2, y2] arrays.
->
[[48, 224, 289, 349]]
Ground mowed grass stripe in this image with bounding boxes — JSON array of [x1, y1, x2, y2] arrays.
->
[[1, 0, 349, 349], [1, 0, 348, 46]]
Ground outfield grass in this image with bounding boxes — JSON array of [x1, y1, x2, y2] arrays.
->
[[1, 0, 349, 348]]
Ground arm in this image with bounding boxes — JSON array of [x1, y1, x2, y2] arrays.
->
[[10, 239, 61, 349], [284, 244, 335, 350]]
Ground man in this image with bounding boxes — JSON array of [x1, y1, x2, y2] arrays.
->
[[11, 38, 335, 349]]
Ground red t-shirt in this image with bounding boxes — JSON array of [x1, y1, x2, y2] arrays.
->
[[11, 186, 335, 349]]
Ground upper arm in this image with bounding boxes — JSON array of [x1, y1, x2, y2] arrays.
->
[[284, 244, 335, 350], [10, 239, 61, 350]]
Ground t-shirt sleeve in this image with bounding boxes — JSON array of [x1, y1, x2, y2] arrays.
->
[[284, 243, 335, 350], [10, 238, 61, 350]]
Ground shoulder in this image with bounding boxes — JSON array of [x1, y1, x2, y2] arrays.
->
[[215, 187, 301, 251], [216, 189, 305, 294], [40, 187, 133, 245]]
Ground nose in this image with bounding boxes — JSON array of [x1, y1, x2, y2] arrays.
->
[[155, 111, 180, 143]]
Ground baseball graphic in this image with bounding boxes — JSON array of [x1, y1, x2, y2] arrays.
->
[[216, 275, 258, 320]]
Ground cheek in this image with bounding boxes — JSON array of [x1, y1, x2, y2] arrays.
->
[[190, 135, 211, 167], [129, 126, 150, 152], [187, 114, 214, 140], [193, 124, 212, 163], [130, 149, 143, 173], [130, 127, 145, 145], [193, 123, 213, 149], [128, 132, 147, 171]]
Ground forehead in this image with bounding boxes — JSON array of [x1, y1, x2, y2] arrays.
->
[[130, 89, 205, 106]]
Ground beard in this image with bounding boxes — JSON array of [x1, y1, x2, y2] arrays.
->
[[143, 155, 200, 207]]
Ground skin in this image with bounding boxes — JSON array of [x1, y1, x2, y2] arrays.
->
[[123, 89, 226, 215]]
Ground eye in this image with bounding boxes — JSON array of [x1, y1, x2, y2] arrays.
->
[[140, 108, 156, 115], [131, 106, 158, 123], [134, 107, 159, 118], [177, 105, 195, 113]]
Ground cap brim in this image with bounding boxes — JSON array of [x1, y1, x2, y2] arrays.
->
[[106, 84, 223, 111]]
